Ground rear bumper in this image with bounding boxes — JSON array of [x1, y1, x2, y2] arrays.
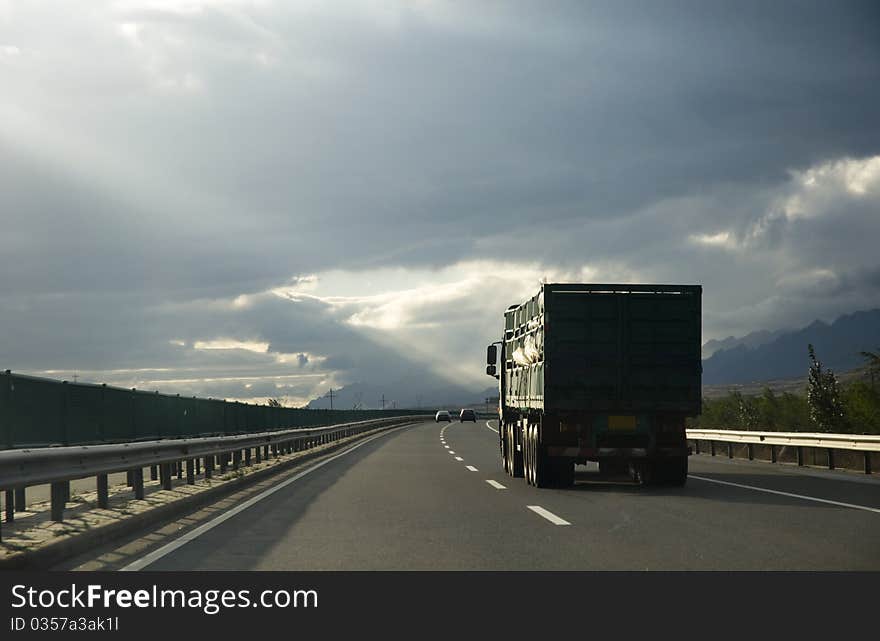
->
[[546, 446, 690, 459]]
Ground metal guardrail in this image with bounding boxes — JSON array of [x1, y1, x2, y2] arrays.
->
[[687, 429, 879, 474], [0, 414, 428, 540]]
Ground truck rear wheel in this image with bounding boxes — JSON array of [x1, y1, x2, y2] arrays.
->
[[528, 424, 551, 488], [508, 422, 524, 478], [551, 459, 575, 487], [523, 425, 533, 485], [501, 423, 510, 475]]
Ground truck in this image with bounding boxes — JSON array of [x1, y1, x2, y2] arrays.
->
[[485, 283, 701, 487]]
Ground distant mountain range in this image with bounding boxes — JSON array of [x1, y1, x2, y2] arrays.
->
[[702, 309, 880, 385], [701, 328, 789, 359]]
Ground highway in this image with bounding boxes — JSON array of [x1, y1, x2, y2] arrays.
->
[[62, 419, 880, 571]]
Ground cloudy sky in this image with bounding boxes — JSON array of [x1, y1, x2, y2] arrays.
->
[[1, 0, 879, 406]]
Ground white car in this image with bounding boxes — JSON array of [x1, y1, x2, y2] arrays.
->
[[435, 410, 451, 422]]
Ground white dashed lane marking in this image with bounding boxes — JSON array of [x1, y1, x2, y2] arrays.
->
[[689, 475, 880, 514], [486, 480, 507, 490], [466, 465, 478, 472], [455, 457, 463, 461], [527, 505, 571, 526]]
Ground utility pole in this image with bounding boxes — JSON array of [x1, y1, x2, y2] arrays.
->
[[326, 388, 336, 410], [380, 394, 386, 410], [73, 372, 78, 384]]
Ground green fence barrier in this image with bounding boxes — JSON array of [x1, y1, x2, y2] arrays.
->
[[0, 370, 423, 449]]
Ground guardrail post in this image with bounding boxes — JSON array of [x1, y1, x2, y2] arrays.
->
[[827, 448, 835, 470], [770, 445, 777, 463], [246, 448, 253, 466], [255, 446, 262, 463], [50, 482, 68, 522], [160, 463, 172, 490], [694, 440, 700, 454], [176, 461, 183, 480], [797, 447, 804, 466], [97, 474, 109, 508], [204, 456, 213, 479], [150, 465, 158, 481], [133, 468, 145, 499], [232, 450, 241, 470], [195, 458, 201, 475], [710, 441, 716, 456], [126, 470, 133, 487], [186, 459, 195, 485], [4, 490, 13, 523], [219, 453, 227, 473], [263, 444, 270, 460], [727, 443, 733, 459], [14, 488, 25, 512], [865, 453, 872, 475], [747, 444, 754, 461]]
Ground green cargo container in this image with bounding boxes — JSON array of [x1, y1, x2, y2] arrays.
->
[[486, 284, 701, 488]]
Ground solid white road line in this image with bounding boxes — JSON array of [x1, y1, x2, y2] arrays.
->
[[455, 456, 463, 461], [486, 480, 507, 490], [120, 423, 416, 571], [485, 421, 498, 434], [689, 475, 880, 514], [527, 505, 571, 526], [466, 465, 478, 472]]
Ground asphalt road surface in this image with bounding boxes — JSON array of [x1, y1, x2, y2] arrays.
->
[[65, 419, 880, 570]]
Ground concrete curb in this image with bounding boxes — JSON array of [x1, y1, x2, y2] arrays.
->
[[0, 421, 418, 570]]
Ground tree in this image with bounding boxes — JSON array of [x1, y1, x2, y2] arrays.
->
[[734, 391, 759, 430], [807, 344, 846, 433]]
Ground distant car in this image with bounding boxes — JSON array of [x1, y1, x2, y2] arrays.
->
[[459, 409, 476, 422], [435, 410, 451, 422]]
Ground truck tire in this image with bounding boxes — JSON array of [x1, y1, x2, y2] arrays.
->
[[530, 424, 551, 488], [524, 425, 533, 485], [501, 423, 510, 475], [509, 423, 524, 478], [504, 423, 513, 476], [552, 459, 575, 487]]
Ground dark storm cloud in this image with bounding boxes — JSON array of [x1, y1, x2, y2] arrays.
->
[[1, 1, 879, 399]]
